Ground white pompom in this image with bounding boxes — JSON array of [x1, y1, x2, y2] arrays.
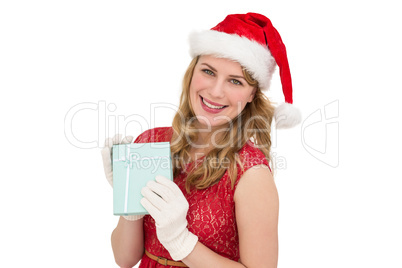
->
[[274, 102, 302, 129]]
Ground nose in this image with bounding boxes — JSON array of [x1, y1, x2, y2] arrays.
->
[[207, 79, 225, 99]]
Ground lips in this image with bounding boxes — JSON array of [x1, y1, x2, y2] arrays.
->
[[202, 97, 226, 108], [200, 96, 228, 114]]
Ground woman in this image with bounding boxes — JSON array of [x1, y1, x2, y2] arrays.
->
[[102, 12, 301, 268]]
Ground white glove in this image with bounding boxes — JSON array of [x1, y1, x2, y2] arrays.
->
[[141, 175, 198, 261], [101, 134, 133, 186], [101, 134, 144, 221]]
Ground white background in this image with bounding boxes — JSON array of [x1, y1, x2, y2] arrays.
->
[[1, 1, 401, 267]]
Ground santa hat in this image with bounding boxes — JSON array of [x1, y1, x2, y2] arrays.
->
[[189, 12, 301, 128]]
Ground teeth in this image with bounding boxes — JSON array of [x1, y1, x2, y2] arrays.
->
[[202, 98, 225, 109]]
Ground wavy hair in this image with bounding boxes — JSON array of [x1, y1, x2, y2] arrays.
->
[[171, 56, 275, 192]]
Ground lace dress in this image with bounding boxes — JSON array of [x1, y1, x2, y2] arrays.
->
[[135, 127, 269, 268]]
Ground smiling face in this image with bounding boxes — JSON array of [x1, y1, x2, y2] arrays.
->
[[189, 55, 256, 128]]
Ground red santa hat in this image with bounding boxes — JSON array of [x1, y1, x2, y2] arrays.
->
[[189, 12, 301, 128]]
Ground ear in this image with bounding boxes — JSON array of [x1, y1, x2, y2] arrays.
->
[[247, 87, 257, 103]]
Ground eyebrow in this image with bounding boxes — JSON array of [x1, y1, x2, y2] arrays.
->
[[201, 63, 217, 72], [200, 63, 246, 80]]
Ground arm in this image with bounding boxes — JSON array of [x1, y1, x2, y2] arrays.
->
[[141, 176, 246, 267], [182, 242, 246, 267], [100, 134, 145, 268], [111, 216, 144, 268], [182, 165, 278, 268], [235, 164, 279, 267]]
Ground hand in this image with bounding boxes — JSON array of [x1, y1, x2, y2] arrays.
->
[[100, 134, 134, 187], [100, 134, 144, 221], [141, 175, 198, 261]]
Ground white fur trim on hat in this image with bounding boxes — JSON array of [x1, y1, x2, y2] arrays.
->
[[274, 102, 302, 129], [189, 30, 276, 91]]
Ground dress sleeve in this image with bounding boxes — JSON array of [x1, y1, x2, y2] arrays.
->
[[133, 127, 173, 143], [133, 129, 152, 143]]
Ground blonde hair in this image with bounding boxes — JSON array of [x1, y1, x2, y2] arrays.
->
[[171, 56, 275, 192]]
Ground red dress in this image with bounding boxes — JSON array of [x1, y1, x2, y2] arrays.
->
[[135, 127, 269, 268]]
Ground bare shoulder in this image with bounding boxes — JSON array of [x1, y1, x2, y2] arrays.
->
[[234, 164, 277, 203]]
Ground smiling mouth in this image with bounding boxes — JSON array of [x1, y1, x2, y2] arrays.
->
[[201, 96, 228, 109]]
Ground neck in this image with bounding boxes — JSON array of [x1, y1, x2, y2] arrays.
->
[[191, 121, 228, 151]]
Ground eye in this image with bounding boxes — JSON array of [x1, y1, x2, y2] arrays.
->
[[202, 69, 214, 76], [230, 79, 243, 86]]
